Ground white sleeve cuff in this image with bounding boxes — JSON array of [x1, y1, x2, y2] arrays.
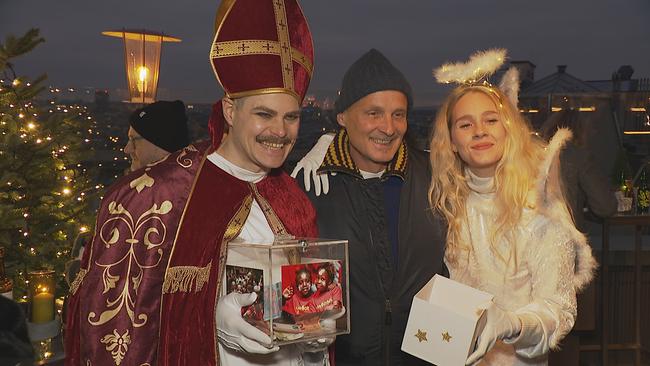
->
[[503, 313, 548, 358]]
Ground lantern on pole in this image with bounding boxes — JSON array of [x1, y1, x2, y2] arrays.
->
[[102, 29, 181, 104]]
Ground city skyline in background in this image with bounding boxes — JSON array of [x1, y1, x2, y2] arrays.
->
[[2, 0, 650, 106]]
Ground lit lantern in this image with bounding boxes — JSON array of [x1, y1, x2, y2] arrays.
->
[[102, 29, 181, 104], [27, 269, 56, 324]]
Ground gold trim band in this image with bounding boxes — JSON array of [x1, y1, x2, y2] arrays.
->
[[214, 195, 254, 364], [272, 0, 294, 90], [249, 183, 300, 264], [226, 87, 300, 101], [70, 268, 88, 295], [163, 263, 212, 294], [210, 40, 313, 76]]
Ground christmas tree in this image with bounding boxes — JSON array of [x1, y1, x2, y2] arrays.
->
[[0, 29, 99, 299]]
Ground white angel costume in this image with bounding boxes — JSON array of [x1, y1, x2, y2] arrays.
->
[[447, 129, 596, 366]]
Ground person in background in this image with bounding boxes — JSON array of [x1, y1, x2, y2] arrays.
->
[[0, 295, 33, 365], [540, 109, 616, 366], [124, 100, 190, 172], [540, 108, 617, 231], [64, 101, 190, 285]]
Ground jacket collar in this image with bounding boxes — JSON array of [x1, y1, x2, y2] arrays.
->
[[317, 129, 408, 180]]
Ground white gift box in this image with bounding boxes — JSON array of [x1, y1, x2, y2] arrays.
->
[[401, 275, 493, 366]]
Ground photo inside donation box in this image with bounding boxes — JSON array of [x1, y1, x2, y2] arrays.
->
[[223, 241, 346, 345]]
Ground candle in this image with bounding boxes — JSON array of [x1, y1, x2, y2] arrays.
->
[[32, 291, 55, 323], [28, 269, 56, 324]]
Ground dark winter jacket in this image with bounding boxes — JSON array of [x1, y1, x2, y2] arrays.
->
[[297, 131, 447, 366]]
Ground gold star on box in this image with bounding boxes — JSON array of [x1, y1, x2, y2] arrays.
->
[[442, 331, 452, 342], [415, 329, 428, 343]]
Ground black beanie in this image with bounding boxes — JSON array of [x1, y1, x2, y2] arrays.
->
[[129, 100, 190, 153], [334, 49, 413, 114]]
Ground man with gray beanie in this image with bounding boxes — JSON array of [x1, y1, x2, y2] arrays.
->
[[292, 49, 447, 365], [125, 100, 190, 171]]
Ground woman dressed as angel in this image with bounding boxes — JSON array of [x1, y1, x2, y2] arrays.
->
[[428, 49, 596, 366]]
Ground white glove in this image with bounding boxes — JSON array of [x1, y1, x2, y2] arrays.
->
[[291, 133, 335, 196], [466, 301, 522, 365], [217, 292, 280, 354]]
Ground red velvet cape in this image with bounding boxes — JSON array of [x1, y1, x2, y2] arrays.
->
[[65, 142, 318, 365]]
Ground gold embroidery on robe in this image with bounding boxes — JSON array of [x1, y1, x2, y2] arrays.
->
[[100, 329, 131, 365], [87, 201, 172, 327], [70, 268, 88, 295], [163, 262, 212, 294], [176, 145, 198, 168], [129, 173, 155, 193]]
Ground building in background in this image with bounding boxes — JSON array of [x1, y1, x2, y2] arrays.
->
[[511, 63, 649, 178]]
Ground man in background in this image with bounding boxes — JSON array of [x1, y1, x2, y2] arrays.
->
[[124, 100, 190, 171], [64, 100, 190, 283]]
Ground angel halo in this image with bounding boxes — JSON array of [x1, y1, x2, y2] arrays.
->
[[434, 48, 520, 108]]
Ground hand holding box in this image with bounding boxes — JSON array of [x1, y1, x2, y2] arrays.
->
[[401, 275, 493, 366], [466, 301, 522, 364]]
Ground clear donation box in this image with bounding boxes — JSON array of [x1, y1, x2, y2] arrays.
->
[[223, 237, 350, 346]]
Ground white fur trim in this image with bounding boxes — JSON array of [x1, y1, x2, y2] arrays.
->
[[498, 67, 520, 108]]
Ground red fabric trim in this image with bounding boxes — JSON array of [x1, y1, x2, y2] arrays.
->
[[258, 170, 318, 238], [158, 162, 250, 365]]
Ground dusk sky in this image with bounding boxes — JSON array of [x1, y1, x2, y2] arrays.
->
[[2, 0, 649, 106]]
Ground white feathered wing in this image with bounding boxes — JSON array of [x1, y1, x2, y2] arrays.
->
[[536, 128, 597, 292]]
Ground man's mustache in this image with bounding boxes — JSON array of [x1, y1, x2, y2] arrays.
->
[[255, 135, 293, 145]]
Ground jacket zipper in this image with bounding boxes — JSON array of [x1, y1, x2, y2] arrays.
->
[[384, 298, 392, 366], [385, 298, 392, 325], [369, 228, 393, 365]]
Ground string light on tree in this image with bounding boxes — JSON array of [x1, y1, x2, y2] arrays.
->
[[0, 29, 101, 298]]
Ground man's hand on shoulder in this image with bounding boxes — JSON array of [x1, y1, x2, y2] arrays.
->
[[291, 133, 334, 196]]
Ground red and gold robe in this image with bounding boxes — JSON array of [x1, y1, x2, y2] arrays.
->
[[65, 142, 318, 365]]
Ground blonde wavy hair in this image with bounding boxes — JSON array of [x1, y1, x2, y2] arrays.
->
[[428, 85, 546, 265]]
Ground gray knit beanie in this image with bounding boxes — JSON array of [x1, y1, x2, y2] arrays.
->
[[334, 49, 412, 114]]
